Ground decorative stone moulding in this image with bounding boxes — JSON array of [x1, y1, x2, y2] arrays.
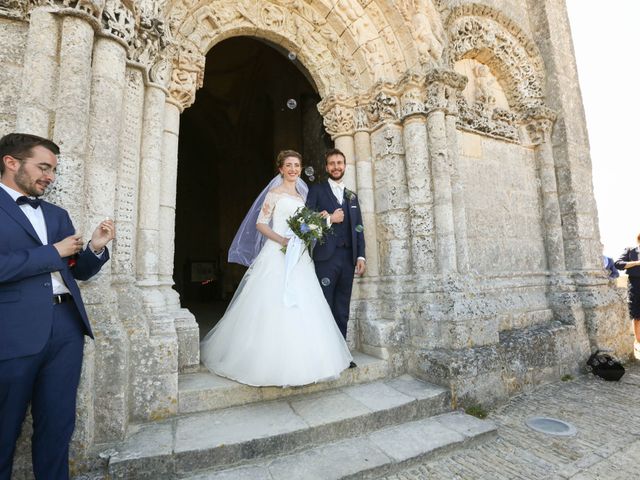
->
[[456, 97, 519, 142], [443, 5, 548, 142]]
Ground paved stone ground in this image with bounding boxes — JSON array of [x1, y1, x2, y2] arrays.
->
[[381, 362, 640, 480]]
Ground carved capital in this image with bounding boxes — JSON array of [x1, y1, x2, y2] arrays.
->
[[129, 12, 168, 65], [367, 91, 399, 126], [521, 106, 557, 145], [101, 0, 135, 43], [30, 0, 106, 21], [424, 68, 467, 115], [168, 45, 204, 111]]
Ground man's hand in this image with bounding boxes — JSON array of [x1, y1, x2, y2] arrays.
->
[[330, 208, 344, 224], [627, 260, 640, 269], [54, 234, 84, 258], [89, 219, 116, 252], [355, 258, 366, 276]]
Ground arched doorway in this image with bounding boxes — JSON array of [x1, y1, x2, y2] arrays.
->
[[174, 36, 332, 336]]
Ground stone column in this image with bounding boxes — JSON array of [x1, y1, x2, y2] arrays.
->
[[137, 83, 171, 324], [160, 100, 199, 372], [15, 7, 59, 136], [399, 80, 436, 274], [334, 134, 357, 191], [424, 70, 468, 274], [83, 35, 129, 443], [48, 14, 95, 231], [523, 107, 565, 272], [354, 120, 379, 277], [132, 82, 178, 420], [445, 113, 470, 273]]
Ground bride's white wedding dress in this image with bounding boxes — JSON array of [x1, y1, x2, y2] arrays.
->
[[200, 191, 352, 387]]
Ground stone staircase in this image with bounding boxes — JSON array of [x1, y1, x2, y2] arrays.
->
[[103, 352, 496, 479]]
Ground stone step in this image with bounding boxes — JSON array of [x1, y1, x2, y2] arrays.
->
[[106, 375, 453, 479], [182, 412, 497, 480], [178, 351, 390, 414]]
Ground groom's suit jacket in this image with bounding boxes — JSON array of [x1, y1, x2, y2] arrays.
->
[[306, 180, 365, 264], [0, 188, 109, 361]]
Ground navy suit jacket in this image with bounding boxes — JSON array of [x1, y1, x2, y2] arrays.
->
[[0, 188, 109, 361], [306, 180, 365, 264], [615, 246, 640, 277]]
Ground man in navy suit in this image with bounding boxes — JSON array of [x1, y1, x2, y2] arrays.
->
[[0, 133, 114, 479], [307, 149, 365, 363]]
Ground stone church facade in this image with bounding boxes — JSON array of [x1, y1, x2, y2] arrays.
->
[[0, 0, 630, 476]]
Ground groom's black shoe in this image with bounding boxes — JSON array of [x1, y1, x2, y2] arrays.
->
[[349, 361, 357, 369]]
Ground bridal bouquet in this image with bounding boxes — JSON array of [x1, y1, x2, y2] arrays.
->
[[282, 206, 331, 255]]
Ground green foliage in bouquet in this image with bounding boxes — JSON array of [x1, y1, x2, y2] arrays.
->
[[282, 206, 331, 254]]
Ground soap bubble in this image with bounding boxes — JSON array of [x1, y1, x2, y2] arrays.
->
[[304, 166, 315, 176], [355, 224, 364, 233], [308, 175, 315, 181], [287, 51, 297, 61], [321, 278, 331, 287], [286, 99, 297, 110]]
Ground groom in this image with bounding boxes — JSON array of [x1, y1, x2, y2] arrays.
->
[[0, 133, 114, 479], [307, 149, 366, 355]]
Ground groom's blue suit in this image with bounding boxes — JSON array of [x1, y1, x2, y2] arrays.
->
[[0, 187, 109, 479], [307, 181, 365, 338]]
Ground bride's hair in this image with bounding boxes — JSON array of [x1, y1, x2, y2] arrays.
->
[[276, 150, 303, 169]]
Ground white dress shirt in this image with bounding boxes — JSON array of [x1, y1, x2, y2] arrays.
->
[[0, 182, 70, 294], [328, 178, 344, 205]]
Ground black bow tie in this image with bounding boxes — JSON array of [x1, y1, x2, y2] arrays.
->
[[16, 196, 42, 209]]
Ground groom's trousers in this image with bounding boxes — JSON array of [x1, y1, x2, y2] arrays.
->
[[315, 246, 356, 338], [0, 300, 85, 480]]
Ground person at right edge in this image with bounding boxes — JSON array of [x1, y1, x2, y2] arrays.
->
[[615, 233, 640, 356], [306, 148, 366, 367]]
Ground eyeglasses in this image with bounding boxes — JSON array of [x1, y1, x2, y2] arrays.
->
[[21, 160, 57, 177]]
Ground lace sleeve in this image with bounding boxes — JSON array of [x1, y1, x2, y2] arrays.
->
[[257, 191, 277, 225]]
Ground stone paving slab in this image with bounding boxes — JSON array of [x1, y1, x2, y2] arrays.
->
[[178, 351, 390, 414], [181, 412, 497, 480], [107, 374, 450, 478], [380, 363, 640, 480]]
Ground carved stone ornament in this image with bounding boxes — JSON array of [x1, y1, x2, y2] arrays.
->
[[396, 0, 445, 66], [520, 106, 557, 145], [168, 45, 205, 111], [366, 91, 399, 127], [323, 104, 355, 138], [456, 97, 519, 142], [354, 105, 370, 131], [29, 0, 106, 20], [101, 0, 135, 43], [424, 69, 467, 115], [0, 0, 27, 18], [447, 14, 545, 112], [129, 12, 168, 65]]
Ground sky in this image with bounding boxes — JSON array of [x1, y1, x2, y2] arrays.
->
[[565, 0, 640, 258]]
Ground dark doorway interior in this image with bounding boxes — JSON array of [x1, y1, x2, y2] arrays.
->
[[174, 37, 331, 337]]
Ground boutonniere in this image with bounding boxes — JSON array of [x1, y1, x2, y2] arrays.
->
[[67, 254, 78, 268], [344, 188, 356, 202]]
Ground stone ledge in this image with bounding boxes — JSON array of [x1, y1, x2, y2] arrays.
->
[[178, 351, 391, 414]]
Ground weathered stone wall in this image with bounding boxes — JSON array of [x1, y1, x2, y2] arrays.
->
[[459, 131, 545, 274], [0, 17, 26, 136]]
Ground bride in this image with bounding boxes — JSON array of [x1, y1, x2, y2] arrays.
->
[[200, 150, 352, 387]]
